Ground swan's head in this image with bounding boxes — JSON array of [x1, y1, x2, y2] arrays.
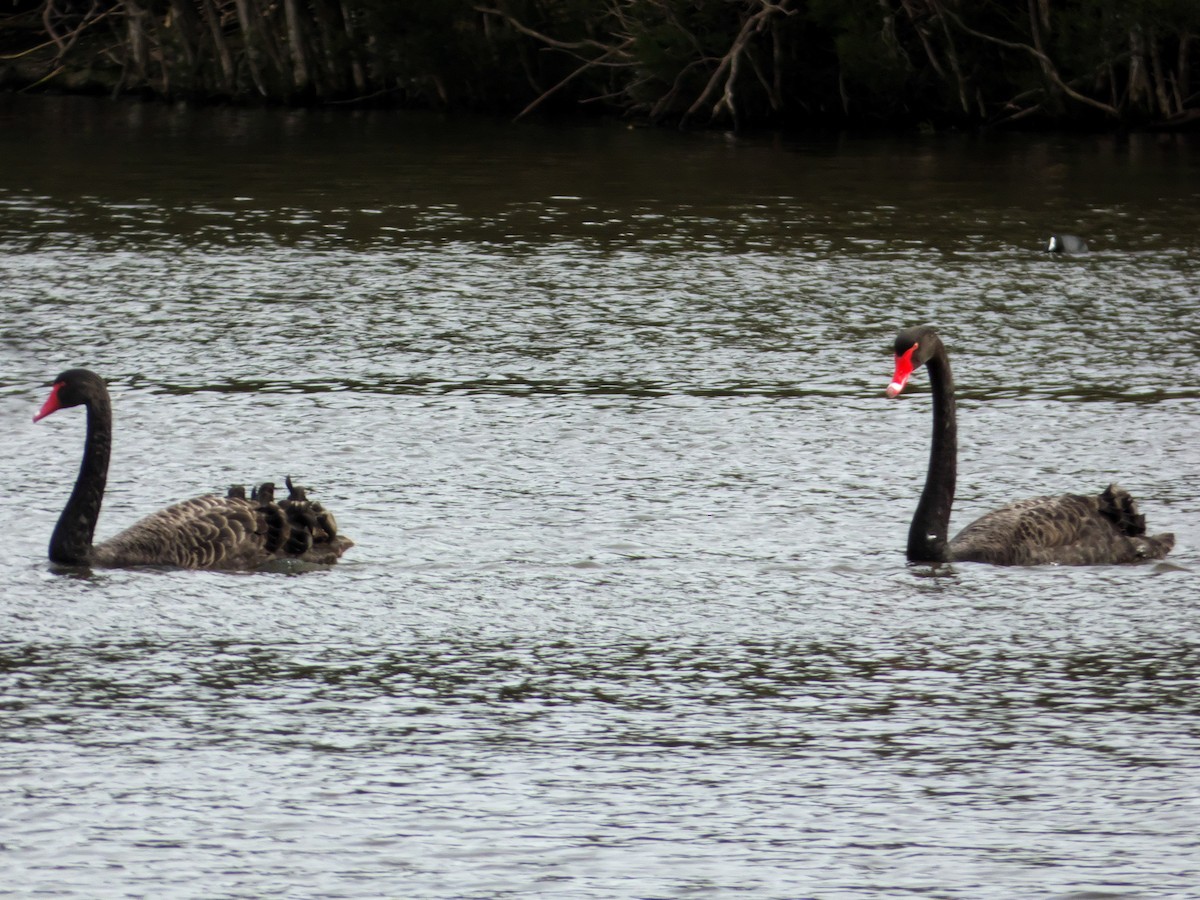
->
[[886, 326, 941, 398], [33, 369, 107, 422]]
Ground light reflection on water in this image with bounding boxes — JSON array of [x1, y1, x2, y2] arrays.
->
[[1, 96, 1199, 899]]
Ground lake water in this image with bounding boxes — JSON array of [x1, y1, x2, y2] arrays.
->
[[1, 95, 1198, 899]]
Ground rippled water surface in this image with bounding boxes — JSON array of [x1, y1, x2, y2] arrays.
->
[[1, 96, 1199, 899]]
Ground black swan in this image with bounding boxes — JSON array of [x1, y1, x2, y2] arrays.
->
[[34, 368, 353, 569], [1046, 234, 1088, 255], [886, 327, 1173, 566]]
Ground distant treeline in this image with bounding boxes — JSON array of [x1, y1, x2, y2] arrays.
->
[[3, 0, 1198, 129]]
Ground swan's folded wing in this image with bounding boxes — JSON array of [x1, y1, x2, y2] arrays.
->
[[90, 495, 270, 569], [950, 488, 1171, 565]]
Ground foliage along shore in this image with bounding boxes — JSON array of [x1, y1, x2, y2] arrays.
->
[[2, 0, 1198, 132]]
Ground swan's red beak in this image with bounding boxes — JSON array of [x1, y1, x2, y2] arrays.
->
[[887, 343, 919, 398], [33, 382, 65, 423]]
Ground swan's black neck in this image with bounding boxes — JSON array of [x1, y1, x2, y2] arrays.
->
[[907, 346, 956, 563], [49, 391, 111, 565]]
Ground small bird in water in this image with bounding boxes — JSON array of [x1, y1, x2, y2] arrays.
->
[[1045, 234, 1088, 255]]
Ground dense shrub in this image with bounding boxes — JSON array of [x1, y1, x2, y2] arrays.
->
[[2, 0, 1197, 129]]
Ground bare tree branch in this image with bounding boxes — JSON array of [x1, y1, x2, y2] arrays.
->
[[681, 0, 793, 128], [510, 39, 635, 121], [474, 6, 611, 53], [936, 3, 1118, 117]]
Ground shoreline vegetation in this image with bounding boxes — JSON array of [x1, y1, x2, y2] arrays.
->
[[2, 0, 1198, 132]]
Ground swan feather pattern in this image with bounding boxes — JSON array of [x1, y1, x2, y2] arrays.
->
[[88, 493, 350, 569], [949, 486, 1174, 566]]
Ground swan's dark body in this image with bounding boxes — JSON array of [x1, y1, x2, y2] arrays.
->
[[887, 327, 1173, 566], [1046, 234, 1088, 255], [35, 368, 353, 569]]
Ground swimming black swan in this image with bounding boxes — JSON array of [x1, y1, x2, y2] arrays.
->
[[34, 368, 353, 569], [886, 327, 1173, 566], [1046, 234, 1088, 254]]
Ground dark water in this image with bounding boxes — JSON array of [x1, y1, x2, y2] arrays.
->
[[1, 96, 1198, 899]]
